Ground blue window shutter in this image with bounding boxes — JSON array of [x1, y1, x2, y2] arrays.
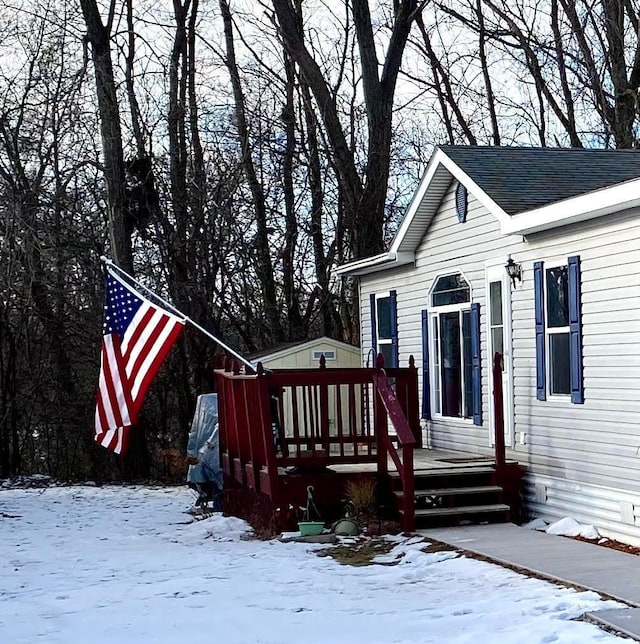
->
[[421, 309, 431, 420], [390, 290, 398, 367], [370, 293, 377, 356], [568, 256, 584, 404], [534, 261, 546, 401], [470, 302, 482, 425]]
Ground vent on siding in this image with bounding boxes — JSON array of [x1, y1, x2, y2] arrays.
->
[[312, 349, 336, 361], [455, 182, 468, 223]]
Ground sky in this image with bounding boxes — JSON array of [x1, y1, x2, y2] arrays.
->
[[0, 484, 630, 644]]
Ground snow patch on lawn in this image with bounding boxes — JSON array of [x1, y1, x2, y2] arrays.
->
[[0, 485, 629, 644]]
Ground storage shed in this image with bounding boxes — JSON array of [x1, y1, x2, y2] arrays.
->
[[250, 337, 362, 370], [249, 337, 363, 447]]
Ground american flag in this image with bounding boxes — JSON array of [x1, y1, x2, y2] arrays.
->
[[95, 270, 185, 454]]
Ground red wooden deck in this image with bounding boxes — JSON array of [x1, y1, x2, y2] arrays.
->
[[214, 352, 514, 533]]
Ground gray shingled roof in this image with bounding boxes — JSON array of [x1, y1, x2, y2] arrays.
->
[[440, 145, 640, 215]]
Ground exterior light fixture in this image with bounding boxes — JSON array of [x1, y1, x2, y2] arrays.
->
[[505, 256, 522, 288]]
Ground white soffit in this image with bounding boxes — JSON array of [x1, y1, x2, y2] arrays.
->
[[335, 251, 414, 276]]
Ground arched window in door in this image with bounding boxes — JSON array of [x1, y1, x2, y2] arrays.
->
[[429, 273, 474, 420]]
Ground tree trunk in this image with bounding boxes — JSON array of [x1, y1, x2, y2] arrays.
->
[[220, 0, 284, 341], [272, 0, 421, 259], [79, 0, 133, 272]]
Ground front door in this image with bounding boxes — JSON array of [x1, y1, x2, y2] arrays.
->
[[486, 265, 514, 446]]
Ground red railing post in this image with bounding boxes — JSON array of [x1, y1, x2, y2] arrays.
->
[[406, 355, 421, 447], [402, 443, 415, 532], [256, 363, 280, 499], [214, 367, 230, 476], [374, 354, 388, 476], [493, 352, 506, 482], [318, 355, 330, 456]]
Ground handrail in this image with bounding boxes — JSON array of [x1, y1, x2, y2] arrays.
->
[[371, 371, 416, 447], [492, 352, 506, 482], [371, 354, 416, 532]]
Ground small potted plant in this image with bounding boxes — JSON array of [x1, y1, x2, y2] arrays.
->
[[298, 485, 324, 536]]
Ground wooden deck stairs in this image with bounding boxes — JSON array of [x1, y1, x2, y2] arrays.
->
[[215, 351, 520, 533], [391, 463, 513, 528]]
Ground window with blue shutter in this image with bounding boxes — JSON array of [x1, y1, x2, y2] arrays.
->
[[568, 256, 584, 404], [372, 291, 398, 368], [535, 257, 584, 403], [421, 309, 431, 420], [534, 262, 546, 400], [369, 293, 377, 356]]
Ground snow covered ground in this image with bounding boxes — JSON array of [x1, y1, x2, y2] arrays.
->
[[0, 485, 630, 643]]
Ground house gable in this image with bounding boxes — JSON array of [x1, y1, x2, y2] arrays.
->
[[338, 145, 640, 277], [391, 147, 510, 257]]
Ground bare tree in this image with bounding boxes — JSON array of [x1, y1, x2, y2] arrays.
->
[[271, 0, 425, 259], [219, 0, 285, 342], [79, 0, 134, 271], [433, 0, 640, 148]]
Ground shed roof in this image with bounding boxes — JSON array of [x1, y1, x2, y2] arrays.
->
[[248, 336, 360, 362]]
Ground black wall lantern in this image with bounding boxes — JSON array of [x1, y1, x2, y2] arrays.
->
[[505, 255, 522, 288]]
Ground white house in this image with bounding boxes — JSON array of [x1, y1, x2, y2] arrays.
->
[[338, 145, 640, 546]]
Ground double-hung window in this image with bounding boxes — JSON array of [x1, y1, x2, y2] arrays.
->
[[429, 274, 482, 424], [370, 291, 398, 368], [534, 257, 583, 403], [546, 266, 570, 396]]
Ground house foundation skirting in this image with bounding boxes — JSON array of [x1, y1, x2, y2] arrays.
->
[[523, 473, 640, 547]]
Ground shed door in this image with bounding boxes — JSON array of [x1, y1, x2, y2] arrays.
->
[[486, 265, 514, 446]]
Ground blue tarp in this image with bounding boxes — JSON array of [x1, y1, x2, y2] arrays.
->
[[186, 394, 222, 490]]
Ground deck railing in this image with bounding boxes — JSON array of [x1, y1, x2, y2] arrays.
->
[[265, 361, 378, 467], [492, 352, 506, 481], [214, 354, 419, 528], [371, 354, 418, 531]]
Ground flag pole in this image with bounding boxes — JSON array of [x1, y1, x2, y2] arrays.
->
[[100, 256, 256, 372]]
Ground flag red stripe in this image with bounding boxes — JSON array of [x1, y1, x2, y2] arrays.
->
[[131, 322, 184, 417], [101, 339, 125, 429], [127, 313, 171, 396], [112, 335, 136, 424], [95, 388, 109, 435]]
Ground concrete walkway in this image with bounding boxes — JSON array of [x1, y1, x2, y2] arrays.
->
[[420, 523, 640, 640]]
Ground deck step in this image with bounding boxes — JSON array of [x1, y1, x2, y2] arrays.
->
[[390, 466, 495, 479], [395, 485, 502, 498], [405, 503, 510, 518]]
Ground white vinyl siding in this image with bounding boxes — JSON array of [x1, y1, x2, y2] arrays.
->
[[358, 177, 640, 528], [360, 185, 518, 456]]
